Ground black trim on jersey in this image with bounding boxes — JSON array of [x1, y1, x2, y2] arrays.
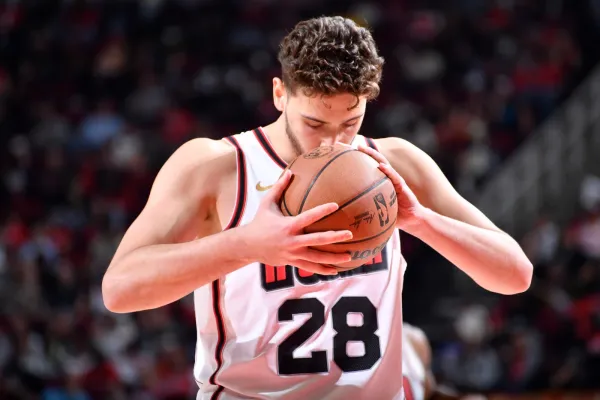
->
[[253, 127, 288, 169], [223, 136, 247, 229], [365, 137, 379, 151], [209, 280, 227, 400], [209, 135, 247, 400]]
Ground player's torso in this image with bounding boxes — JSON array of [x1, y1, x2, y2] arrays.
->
[[194, 129, 407, 400]]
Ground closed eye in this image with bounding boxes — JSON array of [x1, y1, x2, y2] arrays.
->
[[306, 123, 322, 130]]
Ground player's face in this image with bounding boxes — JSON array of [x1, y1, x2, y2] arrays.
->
[[275, 82, 367, 156]]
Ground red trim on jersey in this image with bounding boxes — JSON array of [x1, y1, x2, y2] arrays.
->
[[253, 127, 288, 169], [403, 376, 415, 400], [209, 136, 247, 400]]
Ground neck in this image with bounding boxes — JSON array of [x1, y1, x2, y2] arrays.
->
[[260, 116, 298, 164]]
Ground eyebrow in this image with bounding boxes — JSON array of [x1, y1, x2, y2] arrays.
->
[[301, 113, 364, 124]]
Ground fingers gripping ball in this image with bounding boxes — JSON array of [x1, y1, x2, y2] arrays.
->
[[280, 144, 398, 270]]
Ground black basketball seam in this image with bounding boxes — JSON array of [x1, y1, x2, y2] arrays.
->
[[329, 217, 397, 244], [281, 194, 293, 216], [331, 176, 389, 216], [287, 154, 300, 170], [297, 149, 356, 214], [308, 176, 389, 225]]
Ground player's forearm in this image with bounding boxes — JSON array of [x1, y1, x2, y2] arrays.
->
[[102, 228, 253, 313], [406, 207, 532, 294]]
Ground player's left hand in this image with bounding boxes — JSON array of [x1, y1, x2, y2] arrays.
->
[[358, 145, 425, 232]]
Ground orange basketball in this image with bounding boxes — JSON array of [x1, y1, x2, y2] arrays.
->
[[280, 144, 398, 270]]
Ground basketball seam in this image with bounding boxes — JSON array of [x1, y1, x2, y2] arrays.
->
[[329, 217, 397, 244], [281, 195, 293, 216], [311, 176, 389, 224], [297, 149, 356, 214], [279, 157, 301, 216]]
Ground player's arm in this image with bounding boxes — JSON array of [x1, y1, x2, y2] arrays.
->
[[363, 138, 532, 294], [102, 138, 352, 313]]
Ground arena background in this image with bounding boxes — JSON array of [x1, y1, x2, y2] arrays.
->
[[0, 0, 599, 399]]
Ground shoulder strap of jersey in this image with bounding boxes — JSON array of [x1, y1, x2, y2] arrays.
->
[[252, 127, 288, 169], [223, 135, 247, 230]]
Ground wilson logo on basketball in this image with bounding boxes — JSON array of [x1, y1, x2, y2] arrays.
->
[[350, 242, 387, 261]]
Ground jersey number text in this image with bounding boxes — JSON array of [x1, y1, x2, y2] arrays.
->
[[277, 296, 381, 375]]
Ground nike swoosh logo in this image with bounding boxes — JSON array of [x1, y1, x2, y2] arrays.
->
[[256, 182, 274, 192]]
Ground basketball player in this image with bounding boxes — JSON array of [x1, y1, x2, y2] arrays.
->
[[102, 16, 532, 399], [402, 324, 486, 400]]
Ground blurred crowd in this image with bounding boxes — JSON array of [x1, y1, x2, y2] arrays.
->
[[435, 179, 600, 393], [0, 0, 598, 399]]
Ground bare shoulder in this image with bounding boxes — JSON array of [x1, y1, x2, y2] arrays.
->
[[147, 137, 237, 206], [404, 323, 432, 366], [109, 137, 238, 263]]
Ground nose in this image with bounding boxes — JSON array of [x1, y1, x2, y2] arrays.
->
[[319, 134, 348, 147]]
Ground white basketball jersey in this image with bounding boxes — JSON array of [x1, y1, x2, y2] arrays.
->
[[193, 128, 407, 400], [402, 334, 427, 400]]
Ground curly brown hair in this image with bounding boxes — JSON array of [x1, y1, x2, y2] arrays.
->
[[278, 16, 384, 101]]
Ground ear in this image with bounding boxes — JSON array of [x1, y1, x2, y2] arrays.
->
[[273, 77, 286, 112]]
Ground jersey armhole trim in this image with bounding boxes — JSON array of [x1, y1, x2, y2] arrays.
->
[[223, 135, 247, 230], [209, 135, 246, 400], [403, 375, 415, 400], [253, 127, 288, 169]]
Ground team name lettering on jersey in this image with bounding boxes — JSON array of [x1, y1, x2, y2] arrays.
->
[[260, 247, 389, 292]]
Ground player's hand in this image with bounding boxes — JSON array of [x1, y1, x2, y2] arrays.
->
[[358, 145, 425, 231], [242, 169, 352, 275]]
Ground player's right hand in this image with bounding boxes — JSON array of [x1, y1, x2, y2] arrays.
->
[[241, 169, 352, 275]]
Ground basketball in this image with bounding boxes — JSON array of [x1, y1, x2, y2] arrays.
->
[[280, 144, 398, 270]]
